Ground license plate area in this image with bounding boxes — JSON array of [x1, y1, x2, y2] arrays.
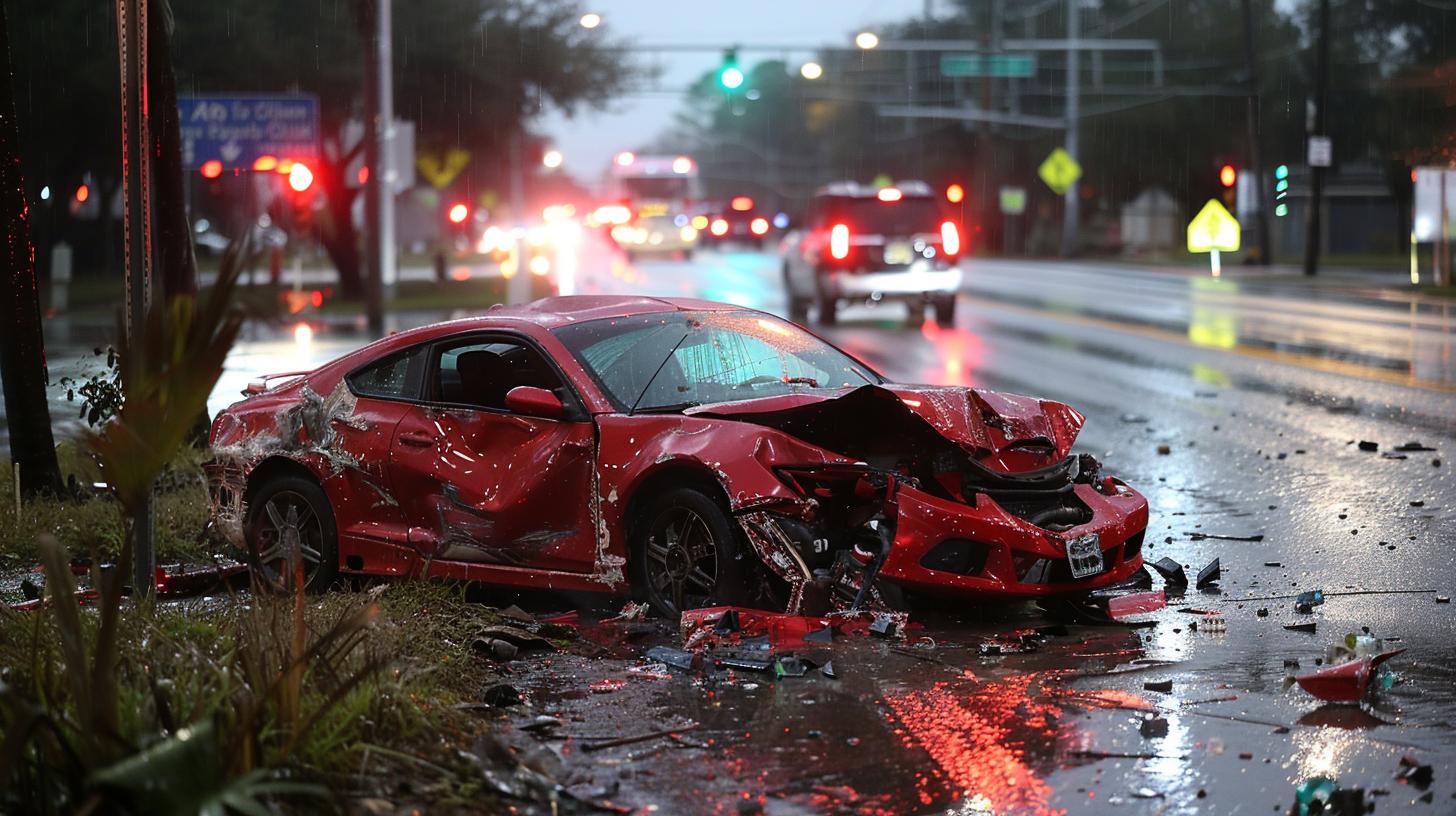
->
[[884, 241, 914, 265], [1066, 534, 1103, 579]]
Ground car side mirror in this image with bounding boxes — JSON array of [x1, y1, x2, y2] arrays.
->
[[505, 386, 565, 420]]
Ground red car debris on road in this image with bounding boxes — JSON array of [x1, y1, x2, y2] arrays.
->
[[206, 296, 1148, 616]]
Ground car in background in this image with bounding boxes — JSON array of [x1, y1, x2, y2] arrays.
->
[[782, 181, 964, 326], [610, 211, 698, 261], [206, 296, 1147, 617], [703, 196, 773, 249]]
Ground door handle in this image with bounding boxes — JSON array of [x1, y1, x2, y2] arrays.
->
[[398, 431, 436, 447]]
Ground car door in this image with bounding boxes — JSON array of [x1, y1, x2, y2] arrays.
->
[[388, 333, 598, 573]]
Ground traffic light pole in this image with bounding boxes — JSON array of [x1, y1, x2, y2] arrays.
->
[[1240, 0, 1271, 266], [362, 0, 395, 335], [1058, 0, 1080, 258], [1302, 0, 1330, 277]]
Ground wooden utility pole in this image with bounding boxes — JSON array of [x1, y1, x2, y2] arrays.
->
[[1302, 0, 1330, 276]]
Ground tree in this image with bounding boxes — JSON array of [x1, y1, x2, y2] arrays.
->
[[167, 0, 639, 298], [0, 0, 64, 496]]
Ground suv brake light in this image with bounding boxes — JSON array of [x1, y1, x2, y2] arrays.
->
[[941, 221, 961, 256], [829, 223, 850, 260]]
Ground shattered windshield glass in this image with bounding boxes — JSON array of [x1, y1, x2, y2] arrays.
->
[[552, 310, 879, 412]]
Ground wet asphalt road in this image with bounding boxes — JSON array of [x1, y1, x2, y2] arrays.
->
[[19, 235, 1456, 813]]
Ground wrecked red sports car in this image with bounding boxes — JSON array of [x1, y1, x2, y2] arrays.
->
[[206, 296, 1147, 615]]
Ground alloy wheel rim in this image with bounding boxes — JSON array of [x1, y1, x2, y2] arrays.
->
[[644, 507, 720, 614], [253, 489, 324, 591]]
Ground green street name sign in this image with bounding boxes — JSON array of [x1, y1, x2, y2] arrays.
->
[[940, 53, 1036, 78]]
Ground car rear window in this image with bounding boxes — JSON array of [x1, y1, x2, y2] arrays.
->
[[815, 195, 942, 235]]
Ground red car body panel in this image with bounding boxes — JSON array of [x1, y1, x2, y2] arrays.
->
[[206, 296, 1149, 609]]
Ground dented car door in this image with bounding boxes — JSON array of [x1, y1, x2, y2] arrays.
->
[[387, 334, 598, 572]]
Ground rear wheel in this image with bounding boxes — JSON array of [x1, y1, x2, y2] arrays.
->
[[244, 474, 338, 593], [814, 280, 838, 326], [933, 294, 958, 326], [632, 488, 752, 618]]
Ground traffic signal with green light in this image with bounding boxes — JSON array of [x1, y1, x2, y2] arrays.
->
[[1273, 164, 1289, 217], [719, 49, 744, 90]]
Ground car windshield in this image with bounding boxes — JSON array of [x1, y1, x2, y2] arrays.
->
[[552, 310, 880, 412], [817, 196, 942, 234]]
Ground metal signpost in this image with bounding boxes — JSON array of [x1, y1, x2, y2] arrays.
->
[[116, 0, 154, 596], [1187, 199, 1242, 278]]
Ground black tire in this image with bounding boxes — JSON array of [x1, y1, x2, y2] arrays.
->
[[785, 264, 809, 323], [933, 294, 958, 326], [631, 487, 753, 618], [244, 474, 339, 593], [814, 280, 838, 326]]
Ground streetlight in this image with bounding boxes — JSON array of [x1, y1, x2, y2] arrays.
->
[[579, 12, 601, 29], [542, 148, 564, 169], [855, 31, 879, 49], [799, 61, 824, 80]]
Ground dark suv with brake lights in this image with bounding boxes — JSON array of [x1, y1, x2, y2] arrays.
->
[[781, 181, 963, 326]]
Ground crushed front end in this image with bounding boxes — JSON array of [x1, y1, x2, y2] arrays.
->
[[689, 384, 1149, 610]]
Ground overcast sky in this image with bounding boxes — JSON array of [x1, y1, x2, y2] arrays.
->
[[537, 0, 929, 186]]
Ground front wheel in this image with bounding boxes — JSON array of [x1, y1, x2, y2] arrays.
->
[[244, 474, 339, 593], [632, 488, 753, 618]]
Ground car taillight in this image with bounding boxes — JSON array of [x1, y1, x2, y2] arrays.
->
[[710, 218, 729, 236], [750, 217, 769, 236], [829, 223, 850, 260], [941, 221, 961, 256]]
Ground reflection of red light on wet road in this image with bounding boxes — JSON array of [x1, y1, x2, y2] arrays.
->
[[885, 677, 1065, 816], [920, 318, 984, 386]]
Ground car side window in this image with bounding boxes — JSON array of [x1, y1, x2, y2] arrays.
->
[[347, 348, 424, 400], [432, 338, 566, 412]]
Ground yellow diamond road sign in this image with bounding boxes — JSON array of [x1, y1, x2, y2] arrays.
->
[[1038, 147, 1081, 195], [1186, 199, 1241, 253]]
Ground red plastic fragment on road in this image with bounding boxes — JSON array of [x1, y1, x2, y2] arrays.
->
[[679, 605, 910, 651], [8, 588, 101, 612], [1106, 590, 1166, 620], [590, 678, 628, 694], [1294, 649, 1404, 702], [154, 562, 248, 596]]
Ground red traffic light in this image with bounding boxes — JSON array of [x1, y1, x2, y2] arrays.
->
[[1219, 164, 1237, 188], [447, 202, 469, 224], [945, 183, 965, 204], [200, 160, 223, 179]]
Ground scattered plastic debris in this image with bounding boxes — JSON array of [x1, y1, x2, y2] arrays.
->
[[1196, 558, 1221, 588], [1396, 755, 1433, 789], [1149, 557, 1188, 587], [1294, 590, 1325, 613], [1138, 715, 1170, 738], [1293, 635, 1403, 703], [1285, 622, 1317, 634], [1201, 612, 1226, 633], [1143, 679, 1173, 693], [589, 678, 628, 694], [1395, 441, 1436, 452], [1357, 440, 1379, 452], [1106, 590, 1167, 620]]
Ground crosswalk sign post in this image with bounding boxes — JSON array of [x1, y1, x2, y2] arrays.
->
[[1187, 199, 1241, 277]]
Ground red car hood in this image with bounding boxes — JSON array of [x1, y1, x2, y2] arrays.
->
[[685, 384, 1085, 474]]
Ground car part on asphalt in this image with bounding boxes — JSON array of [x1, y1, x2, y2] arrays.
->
[[1149, 557, 1187, 587], [1295, 589, 1325, 613], [1196, 558, 1221, 588]]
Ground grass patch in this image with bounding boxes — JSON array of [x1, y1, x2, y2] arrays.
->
[[0, 446, 213, 572], [0, 576, 532, 812]]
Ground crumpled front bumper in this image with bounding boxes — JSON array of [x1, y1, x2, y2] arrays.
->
[[876, 481, 1149, 599]]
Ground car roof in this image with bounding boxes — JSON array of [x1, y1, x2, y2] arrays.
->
[[814, 180, 935, 199], [387, 296, 744, 340]]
